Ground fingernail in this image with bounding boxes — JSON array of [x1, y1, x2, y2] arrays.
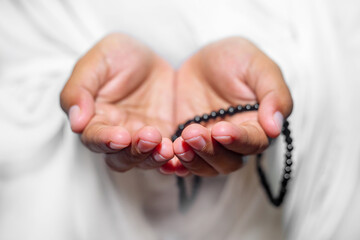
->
[[213, 135, 233, 145], [177, 150, 195, 162], [109, 142, 128, 150], [273, 111, 284, 133], [185, 136, 206, 151], [69, 105, 80, 126], [153, 152, 167, 162], [137, 140, 158, 153]]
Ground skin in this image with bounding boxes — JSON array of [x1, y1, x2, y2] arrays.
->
[[60, 33, 175, 172], [166, 37, 293, 176], [60, 34, 293, 176]]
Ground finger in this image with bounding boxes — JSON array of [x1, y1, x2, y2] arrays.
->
[[211, 121, 269, 155], [161, 156, 191, 177], [81, 116, 131, 153], [173, 136, 217, 177], [60, 34, 155, 133], [159, 157, 182, 175], [246, 51, 293, 138], [181, 124, 244, 175], [60, 44, 109, 133], [137, 138, 174, 169], [106, 126, 162, 172], [132, 126, 162, 155]]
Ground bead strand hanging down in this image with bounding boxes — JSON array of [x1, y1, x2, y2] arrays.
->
[[171, 103, 293, 209]]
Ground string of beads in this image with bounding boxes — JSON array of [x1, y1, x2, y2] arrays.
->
[[171, 103, 293, 209]]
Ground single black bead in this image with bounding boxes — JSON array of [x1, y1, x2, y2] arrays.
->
[[210, 111, 217, 119], [175, 130, 182, 137], [178, 124, 185, 131], [171, 135, 178, 142], [254, 103, 259, 110], [236, 105, 243, 112], [287, 144, 294, 151], [285, 152, 292, 159], [202, 113, 209, 122], [245, 104, 252, 111], [283, 173, 291, 180], [285, 166, 292, 173], [194, 115, 201, 123], [285, 136, 293, 144], [218, 108, 226, 117], [286, 159, 293, 166], [227, 106, 235, 115], [282, 128, 290, 136], [283, 120, 289, 128]]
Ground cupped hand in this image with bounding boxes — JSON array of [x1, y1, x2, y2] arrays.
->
[[168, 37, 293, 177], [60, 33, 175, 172]]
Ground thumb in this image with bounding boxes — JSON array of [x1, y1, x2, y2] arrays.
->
[[60, 45, 109, 133], [246, 52, 293, 138]]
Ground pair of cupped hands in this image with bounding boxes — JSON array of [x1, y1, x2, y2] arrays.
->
[[60, 33, 293, 177]]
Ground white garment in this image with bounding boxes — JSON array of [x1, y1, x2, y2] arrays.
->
[[0, 0, 359, 239]]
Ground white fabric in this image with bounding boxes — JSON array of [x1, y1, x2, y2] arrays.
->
[[0, 0, 359, 239]]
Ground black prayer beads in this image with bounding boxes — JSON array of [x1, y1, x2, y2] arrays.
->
[[172, 103, 293, 208], [256, 119, 293, 206], [171, 103, 259, 141]]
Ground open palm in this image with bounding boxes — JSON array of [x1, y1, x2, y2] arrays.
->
[[61, 34, 175, 171], [61, 35, 292, 176], [170, 37, 292, 176]]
